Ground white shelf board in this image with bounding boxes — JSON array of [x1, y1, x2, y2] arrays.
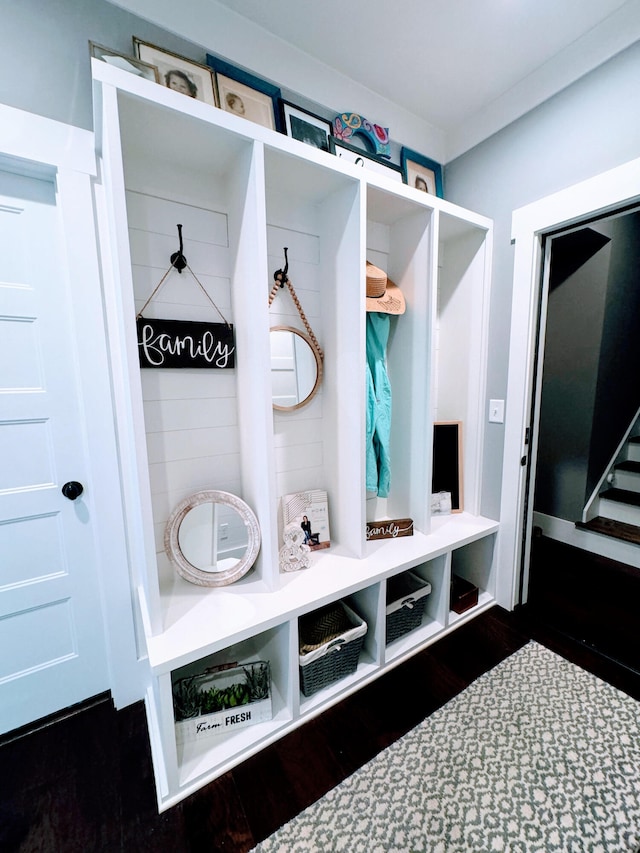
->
[[178, 692, 291, 789], [298, 654, 379, 716], [143, 513, 498, 673], [448, 589, 495, 628], [439, 206, 491, 243], [384, 617, 444, 663]]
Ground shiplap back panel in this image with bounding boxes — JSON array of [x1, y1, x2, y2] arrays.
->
[[126, 190, 239, 577], [266, 217, 325, 501]]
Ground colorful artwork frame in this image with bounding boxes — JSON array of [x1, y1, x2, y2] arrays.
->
[[332, 113, 391, 158]]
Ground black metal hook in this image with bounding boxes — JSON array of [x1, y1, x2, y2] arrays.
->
[[274, 247, 289, 287], [170, 224, 187, 273]]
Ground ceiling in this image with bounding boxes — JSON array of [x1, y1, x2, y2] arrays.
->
[[213, 0, 640, 159]]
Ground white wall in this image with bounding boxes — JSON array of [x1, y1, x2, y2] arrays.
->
[[0, 0, 208, 131], [106, 0, 446, 162], [0, 0, 445, 162], [445, 40, 640, 518]]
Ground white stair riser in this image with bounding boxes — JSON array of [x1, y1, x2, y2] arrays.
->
[[627, 443, 640, 463], [613, 470, 640, 492], [597, 497, 640, 526]]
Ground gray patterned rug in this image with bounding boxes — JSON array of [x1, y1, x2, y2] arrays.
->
[[251, 642, 640, 852]]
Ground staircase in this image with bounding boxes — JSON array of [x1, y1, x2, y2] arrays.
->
[[577, 436, 640, 544]]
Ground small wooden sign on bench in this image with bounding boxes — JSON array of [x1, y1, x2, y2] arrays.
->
[[365, 518, 413, 541]]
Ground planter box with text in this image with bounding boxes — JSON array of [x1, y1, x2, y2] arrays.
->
[[173, 661, 272, 744]]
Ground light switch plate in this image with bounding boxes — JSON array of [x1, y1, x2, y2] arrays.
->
[[489, 399, 505, 423]]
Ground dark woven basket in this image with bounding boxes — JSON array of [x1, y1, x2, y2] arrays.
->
[[385, 571, 431, 644], [299, 602, 367, 697], [299, 601, 353, 654]]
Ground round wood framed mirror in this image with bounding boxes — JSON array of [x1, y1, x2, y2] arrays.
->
[[164, 490, 261, 587], [270, 325, 323, 411]]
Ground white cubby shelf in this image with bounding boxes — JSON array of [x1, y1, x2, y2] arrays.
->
[[92, 58, 499, 810]]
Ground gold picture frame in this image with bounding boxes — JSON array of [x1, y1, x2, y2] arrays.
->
[[133, 38, 218, 107]]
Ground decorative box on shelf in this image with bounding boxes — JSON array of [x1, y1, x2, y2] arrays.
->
[[172, 661, 272, 744], [450, 574, 479, 614], [385, 571, 432, 644], [298, 601, 367, 697]]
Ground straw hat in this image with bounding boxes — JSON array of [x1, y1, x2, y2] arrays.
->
[[365, 262, 406, 315]]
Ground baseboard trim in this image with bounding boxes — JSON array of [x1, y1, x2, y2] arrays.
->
[[0, 691, 113, 747]]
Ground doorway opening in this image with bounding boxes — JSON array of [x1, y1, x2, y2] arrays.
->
[[498, 157, 640, 620], [521, 203, 640, 671]]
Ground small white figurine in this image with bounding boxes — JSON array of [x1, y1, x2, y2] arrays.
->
[[431, 490, 452, 515], [279, 523, 311, 573]]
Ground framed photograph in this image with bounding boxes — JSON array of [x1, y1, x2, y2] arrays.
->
[[89, 42, 159, 82], [329, 138, 403, 183], [133, 38, 218, 106], [281, 101, 333, 152], [401, 147, 444, 198], [206, 55, 283, 132], [281, 489, 330, 552]]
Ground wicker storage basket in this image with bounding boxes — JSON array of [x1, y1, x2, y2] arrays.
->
[[298, 601, 367, 697], [385, 571, 432, 644]]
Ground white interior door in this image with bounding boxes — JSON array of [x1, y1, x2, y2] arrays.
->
[[0, 170, 109, 734]]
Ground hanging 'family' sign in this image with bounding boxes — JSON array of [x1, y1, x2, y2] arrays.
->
[[136, 316, 235, 369]]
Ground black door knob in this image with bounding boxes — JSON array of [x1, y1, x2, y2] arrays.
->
[[62, 481, 84, 501]]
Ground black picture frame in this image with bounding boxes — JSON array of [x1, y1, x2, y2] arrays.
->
[[206, 55, 284, 133], [329, 138, 403, 183], [280, 100, 333, 152], [401, 147, 444, 198], [432, 421, 463, 512]]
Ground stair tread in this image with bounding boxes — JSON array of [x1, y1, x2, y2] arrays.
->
[[576, 516, 640, 545], [629, 436, 640, 444], [600, 487, 640, 507], [615, 460, 640, 473]]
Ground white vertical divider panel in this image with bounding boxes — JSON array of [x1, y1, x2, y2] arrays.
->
[[351, 581, 382, 666], [95, 82, 162, 636], [425, 206, 441, 535], [442, 549, 454, 628], [288, 614, 301, 718], [320, 179, 366, 558], [471, 225, 493, 516], [385, 207, 434, 532], [228, 141, 279, 589], [144, 678, 173, 806], [429, 208, 443, 442]]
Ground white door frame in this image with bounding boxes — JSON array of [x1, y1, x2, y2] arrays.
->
[[0, 104, 145, 709], [498, 156, 640, 609]]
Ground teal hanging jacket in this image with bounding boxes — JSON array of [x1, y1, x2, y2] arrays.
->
[[366, 312, 392, 497]]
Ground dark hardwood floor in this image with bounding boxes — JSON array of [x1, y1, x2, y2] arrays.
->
[[527, 531, 640, 677], [2, 536, 639, 853]]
